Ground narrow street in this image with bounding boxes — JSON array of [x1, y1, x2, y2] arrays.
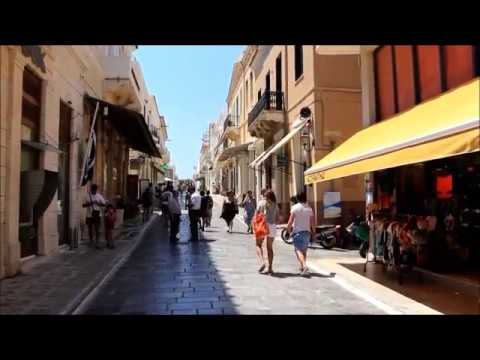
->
[[82, 198, 385, 315]]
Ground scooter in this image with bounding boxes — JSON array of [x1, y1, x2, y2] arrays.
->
[[281, 224, 341, 249], [345, 217, 370, 258]]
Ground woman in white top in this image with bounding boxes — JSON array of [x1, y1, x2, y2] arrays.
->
[[287, 192, 315, 276], [255, 189, 279, 275]]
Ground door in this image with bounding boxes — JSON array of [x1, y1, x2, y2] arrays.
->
[[265, 72, 271, 110], [58, 101, 72, 246], [275, 55, 283, 110]]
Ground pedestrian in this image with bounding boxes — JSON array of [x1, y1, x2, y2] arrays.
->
[[188, 187, 202, 241], [254, 189, 279, 274], [168, 190, 182, 243], [206, 190, 214, 227], [242, 190, 257, 234], [83, 184, 106, 249], [221, 190, 238, 233], [200, 190, 209, 231], [161, 183, 173, 226], [141, 183, 154, 223], [185, 189, 191, 210], [104, 203, 117, 249], [287, 192, 315, 276]]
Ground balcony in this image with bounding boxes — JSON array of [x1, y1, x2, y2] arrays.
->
[[100, 55, 147, 113], [222, 115, 240, 141], [248, 91, 285, 138]]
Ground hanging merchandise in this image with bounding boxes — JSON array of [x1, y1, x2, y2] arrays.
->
[[436, 173, 453, 199]]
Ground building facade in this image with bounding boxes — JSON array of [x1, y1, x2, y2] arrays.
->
[[0, 45, 167, 280], [202, 45, 365, 224]]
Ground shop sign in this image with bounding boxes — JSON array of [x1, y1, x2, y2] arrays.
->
[[323, 192, 341, 219]]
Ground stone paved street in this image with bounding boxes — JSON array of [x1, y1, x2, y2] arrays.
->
[[82, 198, 385, 315]]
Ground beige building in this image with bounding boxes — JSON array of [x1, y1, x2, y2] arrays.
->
[[0, 45, 165, 280], [210, 45, 364, 224]]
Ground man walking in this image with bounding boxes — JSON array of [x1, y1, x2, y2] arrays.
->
[[83, 184, 106, 249], [141, 183, 154, 223], [206, 190, 214, 227], [168, 190, 182, 243], [287, 192, 315, 276], [188, 187, 202, 241]]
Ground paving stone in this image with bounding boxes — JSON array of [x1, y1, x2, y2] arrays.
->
[[176, 297, 220, 303], [172, 310, 197, 315], [168, 302, 212, 311]]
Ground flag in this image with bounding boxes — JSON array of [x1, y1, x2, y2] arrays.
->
[[80, 130, 96, 186]]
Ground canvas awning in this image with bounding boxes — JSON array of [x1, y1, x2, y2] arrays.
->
[[85, 96, 161, 157], [305, 78, 480, 184], [249, 117, 308, 168]]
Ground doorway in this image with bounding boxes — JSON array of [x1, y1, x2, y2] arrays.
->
[[58, 101, 72, 246], [275, 55, 283, 110]]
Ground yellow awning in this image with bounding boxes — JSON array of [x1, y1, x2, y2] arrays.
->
[[305, 78, 480, 184]]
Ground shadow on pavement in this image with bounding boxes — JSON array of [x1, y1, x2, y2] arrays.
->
[[82, 212, 239, 315], [270, 272, 336, 279]]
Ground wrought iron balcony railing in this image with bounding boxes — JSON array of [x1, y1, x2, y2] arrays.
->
[[223, 114, 239, 132], [248, 91, 284, 127]]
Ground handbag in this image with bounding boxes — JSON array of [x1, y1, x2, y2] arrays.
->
[[252, 212, 269, 238]]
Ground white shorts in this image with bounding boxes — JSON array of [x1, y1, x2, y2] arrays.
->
[[267, 223, 277, 238]]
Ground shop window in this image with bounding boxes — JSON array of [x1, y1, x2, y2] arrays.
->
[[294, 45, 303, 80], [443, 45, 476, 90], [416, 45, 443, 101], [375, 46, 396, 121], [393, 46, 417, 112]]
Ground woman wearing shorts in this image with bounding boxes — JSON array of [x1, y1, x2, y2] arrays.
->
[[287, 192, 315, 276], [255, 190, 279, 275]]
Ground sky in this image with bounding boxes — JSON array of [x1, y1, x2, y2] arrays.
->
[[135, 45, 245, 179]]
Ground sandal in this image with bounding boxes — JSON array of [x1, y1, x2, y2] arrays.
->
[[258, 264, 266, 273]]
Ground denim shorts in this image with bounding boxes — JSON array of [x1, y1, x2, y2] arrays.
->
[[292, 231, 311, 252]]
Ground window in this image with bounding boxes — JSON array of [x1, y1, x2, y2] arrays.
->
[[374, 45, 478, 122], [245, 80, 249, 107], [294, 45, 304, 80], [375, 46, 396, 120], [443, 45, 476, 89], [393, 46, 416, 112], [20, 68, 42, 222], [250, 73, 254, 103]]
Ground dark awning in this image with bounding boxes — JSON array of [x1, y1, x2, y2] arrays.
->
[[85, 95, 161, 158]]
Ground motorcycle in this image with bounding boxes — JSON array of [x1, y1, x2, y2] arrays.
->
[[345, 217, 370, 258], [281, 224, 341, 249]]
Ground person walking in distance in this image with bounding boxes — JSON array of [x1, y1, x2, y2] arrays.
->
[[83, 184, 106, 249], [168, 190, 182, 243], [221, 190, 238, 233], [188, 187, 202, 241], [242, 190, 257, 234], [206, 190, 214, 227], [255, 189, 279, 275], [141, 183, 154, 223], [287, 192, 315, 276], [104, 203, 117, 249], [200, 190, 209, 231]]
